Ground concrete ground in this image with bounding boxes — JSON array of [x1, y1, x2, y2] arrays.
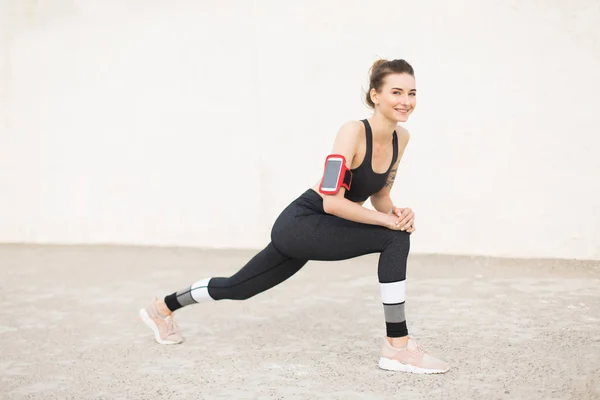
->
[[1, 244, 599, 400]]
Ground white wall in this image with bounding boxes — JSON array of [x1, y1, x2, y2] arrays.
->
[[1, 0, 599, 260]]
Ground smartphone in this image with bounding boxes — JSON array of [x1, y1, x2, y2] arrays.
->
[[319, 155, 350, 194]]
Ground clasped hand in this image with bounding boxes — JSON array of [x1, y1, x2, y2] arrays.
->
[[384, 207, 415, 233]]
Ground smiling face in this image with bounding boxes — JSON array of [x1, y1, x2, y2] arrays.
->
[[370, 73, 417, 122]]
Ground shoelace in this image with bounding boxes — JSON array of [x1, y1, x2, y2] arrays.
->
[[164, 316, 179, 335], [407, 337, 427, 356], [414, 341, 426, 354]]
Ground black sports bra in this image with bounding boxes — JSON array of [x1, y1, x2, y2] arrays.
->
[[344, 119, 398, 203]]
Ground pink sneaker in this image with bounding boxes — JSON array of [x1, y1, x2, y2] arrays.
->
[[378, 336, 450, 374], [139, 298, 183, 345]]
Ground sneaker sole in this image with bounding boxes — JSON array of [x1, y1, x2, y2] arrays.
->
[[378, 357, 449, 374], [139, 308, 182, 345]]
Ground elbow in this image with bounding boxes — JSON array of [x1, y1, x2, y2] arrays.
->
[[370, 193, 386, 204], [322, 196, 338, 215], [370, 193, 388, 209]]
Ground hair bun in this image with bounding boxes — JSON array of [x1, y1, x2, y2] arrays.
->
[[370, 59, 389, 73]]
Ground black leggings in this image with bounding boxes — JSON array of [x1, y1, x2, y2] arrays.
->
[[165, 189, 411, 337]]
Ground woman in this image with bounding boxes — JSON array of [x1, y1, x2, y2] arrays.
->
[[140, 59, 450, 374]]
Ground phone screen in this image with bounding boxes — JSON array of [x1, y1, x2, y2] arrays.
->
[[322, 159, 343, 189]]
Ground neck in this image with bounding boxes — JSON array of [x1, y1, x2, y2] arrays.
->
[[368, 111, 398, 142]]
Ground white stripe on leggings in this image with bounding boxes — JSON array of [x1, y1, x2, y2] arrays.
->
[[379, 280, 406, 304], [190, 278, 212, 302]]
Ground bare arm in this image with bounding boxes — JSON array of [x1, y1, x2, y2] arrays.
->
[[325, 192, 390, 227], [320, 122, 390, 227]]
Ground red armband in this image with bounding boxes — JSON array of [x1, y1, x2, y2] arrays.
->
[[319, 154, 352, 195]]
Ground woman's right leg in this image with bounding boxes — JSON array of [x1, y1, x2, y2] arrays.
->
[[271, 203, 411, 343], [268, 189, 449, 373]]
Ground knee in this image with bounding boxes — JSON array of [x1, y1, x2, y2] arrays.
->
[[386, 230, 411, 254], [388, 229, 410, 241]]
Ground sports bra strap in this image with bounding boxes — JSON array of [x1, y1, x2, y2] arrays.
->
[[361, 119, 373, 165], [390, 131, 398, 166], [361, 119, 398, 172]]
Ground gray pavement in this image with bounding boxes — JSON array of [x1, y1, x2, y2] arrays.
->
[[1, 244, 599, 400]]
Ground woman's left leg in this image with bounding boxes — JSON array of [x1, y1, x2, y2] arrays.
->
[[165, 242, 308, 309], [139, 241, 308, 345]]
